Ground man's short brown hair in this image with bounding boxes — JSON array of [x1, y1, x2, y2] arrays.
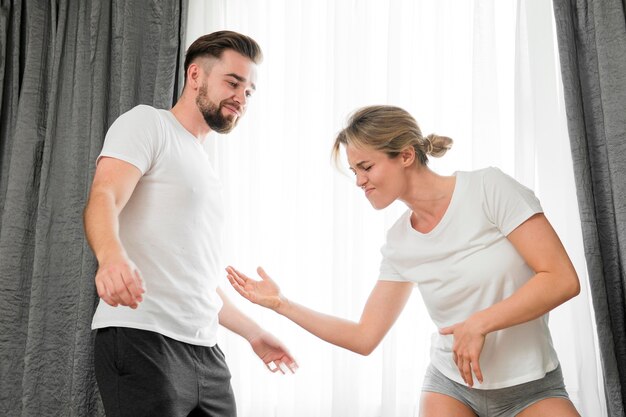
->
[[184, 30, 263, 81]]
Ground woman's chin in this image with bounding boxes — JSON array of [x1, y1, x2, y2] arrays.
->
[[368, 199, 392, 210]]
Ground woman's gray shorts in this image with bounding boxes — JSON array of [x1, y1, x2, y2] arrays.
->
[[421, 363, 570, 417]]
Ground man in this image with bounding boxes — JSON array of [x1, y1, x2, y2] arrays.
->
[[84, 31, 297, 417]]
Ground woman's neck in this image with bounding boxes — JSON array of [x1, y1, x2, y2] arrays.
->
[[400, 167, 456, 233]]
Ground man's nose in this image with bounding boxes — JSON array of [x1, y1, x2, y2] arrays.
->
[[233, 89, 247, 107]]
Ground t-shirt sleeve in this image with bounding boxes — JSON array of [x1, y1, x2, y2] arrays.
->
[[482, 167, 543, 236], [378, 246, 407, 282], [97, 105, 163, 174]]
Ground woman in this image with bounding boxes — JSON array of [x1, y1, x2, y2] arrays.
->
[[227, 105, 581, 417]]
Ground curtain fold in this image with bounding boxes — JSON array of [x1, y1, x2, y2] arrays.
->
[[552, 1, 626, 416], [0, 1, 187, 415]]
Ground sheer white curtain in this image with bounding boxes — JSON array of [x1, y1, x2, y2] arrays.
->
[[186, 1, 606, 416]]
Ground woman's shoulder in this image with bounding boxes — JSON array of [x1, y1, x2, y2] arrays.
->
[[384, 209, 413, 240], [460, 166, 505, 181], [460, 166, 523, 192]]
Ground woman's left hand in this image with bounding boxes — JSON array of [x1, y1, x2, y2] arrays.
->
[[439, 317, 486, 387]]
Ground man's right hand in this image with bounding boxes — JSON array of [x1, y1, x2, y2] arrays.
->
[[95, 253, 145, 309]]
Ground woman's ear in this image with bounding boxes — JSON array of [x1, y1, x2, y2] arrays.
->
[[401, 146, 416, 166]]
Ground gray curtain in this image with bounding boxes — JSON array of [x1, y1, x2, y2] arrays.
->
[[0, 1, 187, 415], [552, 1, 626, 416]]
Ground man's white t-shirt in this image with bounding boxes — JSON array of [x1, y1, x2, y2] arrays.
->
[[379, 167, 559, 389], [91, 105, 224, 346]]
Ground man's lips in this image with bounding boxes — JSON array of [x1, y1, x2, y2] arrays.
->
[[223, 104, 242, 117], [364, 187, 375, 195]]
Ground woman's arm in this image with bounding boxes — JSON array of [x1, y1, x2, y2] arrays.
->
[[440, 213, 580, 386], [227, 266, 414, 356], [471, 213, 580, 331]]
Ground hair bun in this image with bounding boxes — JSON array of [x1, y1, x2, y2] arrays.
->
[[423, 136, 434, 155], [425, 134, 453, 158]]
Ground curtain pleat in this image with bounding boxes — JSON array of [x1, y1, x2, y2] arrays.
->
[[552, 0, 626, 416], [0, 1, 187, 415]]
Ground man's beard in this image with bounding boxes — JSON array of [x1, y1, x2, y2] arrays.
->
[[196, 83, 240, 134]]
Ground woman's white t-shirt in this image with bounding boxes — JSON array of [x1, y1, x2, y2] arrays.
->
[[379, 167, 559, 389], [91, 105, 224, 346]]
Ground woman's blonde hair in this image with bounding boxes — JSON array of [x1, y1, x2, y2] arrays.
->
[[332, 105, 453, 166]]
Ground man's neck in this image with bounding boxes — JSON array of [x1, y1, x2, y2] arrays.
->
[[170, 98, 211, 141]]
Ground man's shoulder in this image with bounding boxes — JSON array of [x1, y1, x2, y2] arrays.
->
[[120, 104, 162, 120], [109, 105, 169, 134]]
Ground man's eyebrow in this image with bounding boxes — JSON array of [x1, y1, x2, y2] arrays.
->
[[225, 73, 256, 91]]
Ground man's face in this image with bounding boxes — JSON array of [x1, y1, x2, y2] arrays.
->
[[195, 50, 258, 134]]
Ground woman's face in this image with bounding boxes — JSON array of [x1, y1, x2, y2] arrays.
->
[[346, 143, 409, 210]]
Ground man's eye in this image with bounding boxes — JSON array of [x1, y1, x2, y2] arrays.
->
[[228, 82, 237, 88], [364, 166, 372, 171]]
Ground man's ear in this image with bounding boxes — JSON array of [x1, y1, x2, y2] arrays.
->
[[187, 63, 202, 90], [401, 146, 416, 166]]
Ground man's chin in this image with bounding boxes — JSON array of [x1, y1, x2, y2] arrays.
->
[[203, 113, 238, 134], [214, 113, 238, 132], [211, 121, 238, 134]]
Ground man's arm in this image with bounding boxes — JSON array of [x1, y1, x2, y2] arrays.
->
[[217, 287, 298, 373], [84, 157, 145, 308]]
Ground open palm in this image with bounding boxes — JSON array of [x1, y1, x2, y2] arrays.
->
[[226, 266, 283, 310]]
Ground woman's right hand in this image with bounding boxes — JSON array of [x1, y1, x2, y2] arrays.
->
[[226, 266, 284, 310]]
